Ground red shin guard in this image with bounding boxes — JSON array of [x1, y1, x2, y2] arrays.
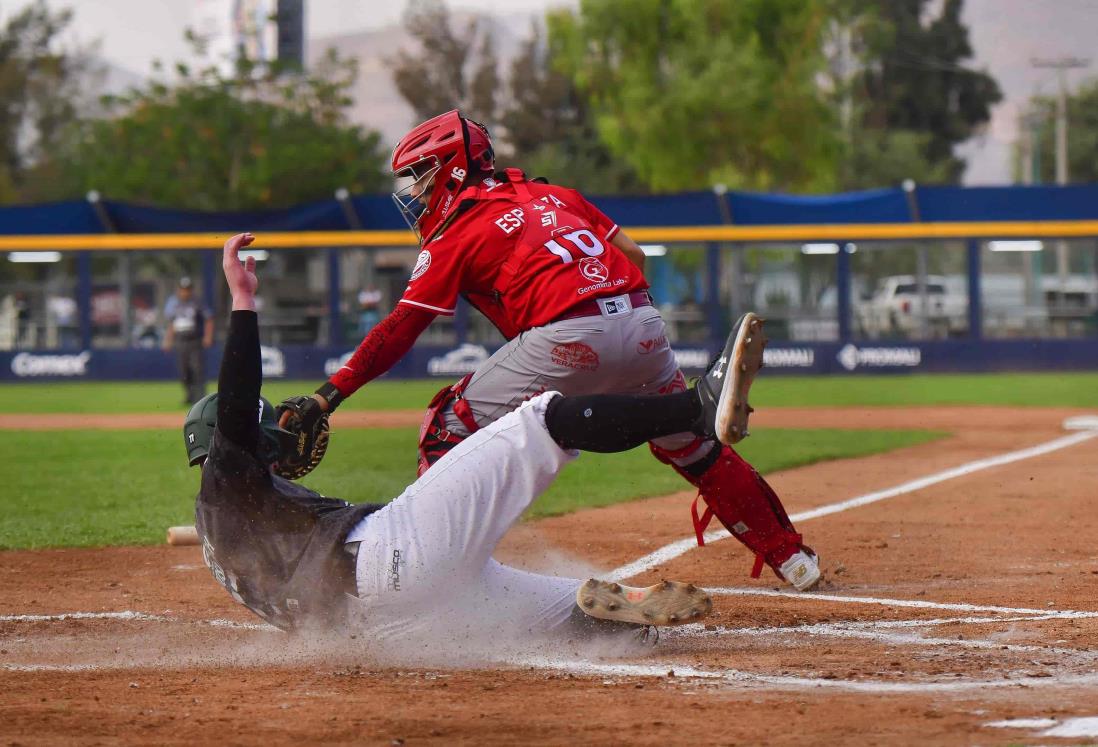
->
[[650, 440, 806, 579]]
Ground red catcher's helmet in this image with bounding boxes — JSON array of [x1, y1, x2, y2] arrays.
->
[[391, 110, 495, 241]]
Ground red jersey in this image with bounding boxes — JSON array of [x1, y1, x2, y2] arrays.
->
[[398, 170, 648, 340]]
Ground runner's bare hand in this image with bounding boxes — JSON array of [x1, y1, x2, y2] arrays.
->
[[222, 233, 258, 310]]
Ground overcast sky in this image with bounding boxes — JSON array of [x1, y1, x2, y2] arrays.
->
[[1, 0, 575, 74]]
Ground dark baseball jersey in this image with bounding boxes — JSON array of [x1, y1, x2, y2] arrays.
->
[[195, 310, 383, 631], [399, 170, 648, 339]]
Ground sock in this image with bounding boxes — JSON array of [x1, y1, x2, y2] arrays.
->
[[545, 391, 702, 453]]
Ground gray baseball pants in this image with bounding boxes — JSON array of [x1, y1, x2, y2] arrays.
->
[[442, 298, 697, 454]]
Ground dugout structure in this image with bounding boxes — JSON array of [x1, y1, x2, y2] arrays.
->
[[1, 183, 1097, 379]]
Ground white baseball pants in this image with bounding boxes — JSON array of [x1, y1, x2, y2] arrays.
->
[[345, 393, 583, 643]]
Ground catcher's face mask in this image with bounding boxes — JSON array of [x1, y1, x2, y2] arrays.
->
[[392, 156, 441, 235]]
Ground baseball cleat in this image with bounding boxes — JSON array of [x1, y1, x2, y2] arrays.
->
[[778, 549, 821, 592], [577, 578, 713, 627], [694, 312, 767, 445]]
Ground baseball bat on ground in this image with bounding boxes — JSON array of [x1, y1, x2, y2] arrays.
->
[[166, 525, 200, 546]]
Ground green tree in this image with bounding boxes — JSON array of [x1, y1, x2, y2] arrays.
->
[[56, 46, 388, 210], [839, 0, 1001, 187], [389, 0, 500, 127], [548, 0, 841, 193], [1018, 78, 1098, 184], [841, 129, 956, 188], [0, 1, 94, 202], [501, 21, 642, 193]]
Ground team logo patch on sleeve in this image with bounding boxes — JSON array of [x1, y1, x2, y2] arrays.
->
[[410, 250, 432, 281]]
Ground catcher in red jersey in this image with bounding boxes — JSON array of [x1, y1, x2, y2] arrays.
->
[[283, 110, 821, 591]]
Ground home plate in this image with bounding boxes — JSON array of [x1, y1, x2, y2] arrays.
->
[[1063, 415, 1098, 431]]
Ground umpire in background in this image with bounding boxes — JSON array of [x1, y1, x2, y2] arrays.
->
[[164, 276, 214, 405]]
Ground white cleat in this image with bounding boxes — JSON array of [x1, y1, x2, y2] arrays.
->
[[779, 550, 822, 592]]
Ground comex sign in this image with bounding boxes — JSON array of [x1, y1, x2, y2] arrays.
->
[[837, 343, 921, 371], [12, 351, 91, 377]]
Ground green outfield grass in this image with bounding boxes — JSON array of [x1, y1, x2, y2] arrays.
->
[[3, 371, 1097, 414], [0, 426, 942, 550], [4, 370, 1093, 551]]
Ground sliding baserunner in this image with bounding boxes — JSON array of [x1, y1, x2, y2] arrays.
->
[[182, 232, 792, 641]]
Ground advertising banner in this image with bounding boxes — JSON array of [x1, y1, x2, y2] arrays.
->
[[2, 340, 1097, 381]]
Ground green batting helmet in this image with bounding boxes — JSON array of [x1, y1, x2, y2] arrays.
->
[[183, 393, 288, 468]]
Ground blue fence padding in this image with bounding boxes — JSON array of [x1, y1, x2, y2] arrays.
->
[[0, 201, 104, 234], [586, 191, 725, 227], [3, 339, 1095, 382], [917, 184, 1098, 222], [102, 198, 351, 233], [727, 187, 911, 225], [347, 194, 406, 230], [5, 183, 1098, 236]]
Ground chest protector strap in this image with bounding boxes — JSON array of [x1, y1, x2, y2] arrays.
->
[[488, 169, 590, 306], [488, 170, 535, 303]]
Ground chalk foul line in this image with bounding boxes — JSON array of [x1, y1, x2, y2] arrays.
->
[[667, 621, 1098, 660], [507, 655, 1098, 694], [704, 586, 1098, 617], [0, 609, 272, 630], [610, 430, 1098, 581]]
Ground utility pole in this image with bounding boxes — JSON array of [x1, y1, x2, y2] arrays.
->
[[1018, 105, 1044, 313], [1031, 56, 1090, 326]]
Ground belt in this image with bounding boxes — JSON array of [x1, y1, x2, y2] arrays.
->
[[553, 290, 652, 323]]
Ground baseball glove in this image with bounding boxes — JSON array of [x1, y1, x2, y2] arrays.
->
[[274, 395, 330, 480]]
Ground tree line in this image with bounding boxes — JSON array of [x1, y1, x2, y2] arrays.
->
[[6, 0, 1085, 211]]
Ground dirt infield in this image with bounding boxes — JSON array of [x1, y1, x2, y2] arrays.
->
[[4, 405, 1098, 745]]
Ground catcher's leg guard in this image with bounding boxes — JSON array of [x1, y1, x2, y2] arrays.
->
[[651, 439, 814, 584], [417, 374, 480, 476]]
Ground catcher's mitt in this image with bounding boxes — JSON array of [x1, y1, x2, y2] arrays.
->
[[274, 395, 330, 480]]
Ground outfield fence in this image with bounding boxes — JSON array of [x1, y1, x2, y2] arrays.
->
[[2, 184, 1097, 380]]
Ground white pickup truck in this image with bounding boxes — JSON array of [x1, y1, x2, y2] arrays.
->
[[856, 275, 968, 339]]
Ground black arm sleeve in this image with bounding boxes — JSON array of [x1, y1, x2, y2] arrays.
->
[[216, 310, 262, 452]]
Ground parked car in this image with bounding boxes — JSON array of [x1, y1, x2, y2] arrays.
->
[[857, 275, 967, 339]]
